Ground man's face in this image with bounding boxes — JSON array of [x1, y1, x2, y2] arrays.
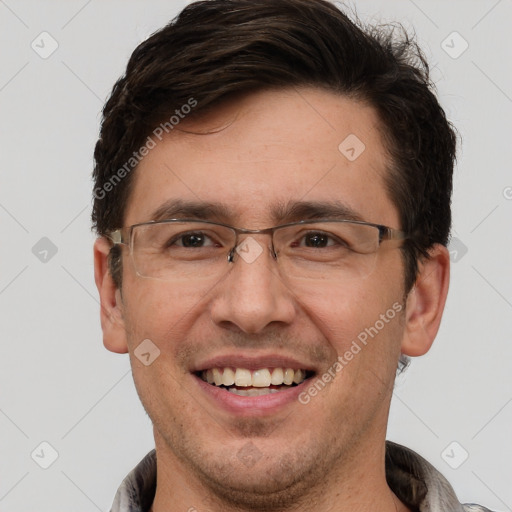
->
[[111, 88, 409, 502]]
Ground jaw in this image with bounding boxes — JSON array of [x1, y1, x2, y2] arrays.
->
[[150, 387, 393, 512]]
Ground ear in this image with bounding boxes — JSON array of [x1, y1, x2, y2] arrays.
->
[[401, 244, 450, 357], [94, 237, 129, 354]]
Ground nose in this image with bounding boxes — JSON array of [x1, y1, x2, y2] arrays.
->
[[209, 236, 297, 334]]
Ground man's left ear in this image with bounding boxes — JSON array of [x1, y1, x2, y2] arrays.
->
[[401, 244, 450, 357]]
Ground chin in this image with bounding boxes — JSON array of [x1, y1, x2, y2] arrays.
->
[[179, 438, 334, 510], [196, 463, 312, 510]]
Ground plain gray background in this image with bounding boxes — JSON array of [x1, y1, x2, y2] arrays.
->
[[1, 0, 511, 510]]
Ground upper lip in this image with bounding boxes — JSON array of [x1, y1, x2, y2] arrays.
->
[[191, 353, 318, 373]]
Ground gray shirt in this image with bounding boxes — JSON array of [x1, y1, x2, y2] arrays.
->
[[110, 441, 493, 512]]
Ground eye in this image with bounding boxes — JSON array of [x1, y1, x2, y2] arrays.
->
[[294, 231, 348, 249], [169, 231, 220, 248], [303, 232, 330, 248]]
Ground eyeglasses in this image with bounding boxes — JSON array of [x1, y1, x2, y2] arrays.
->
[[108, 218, 408, 283]]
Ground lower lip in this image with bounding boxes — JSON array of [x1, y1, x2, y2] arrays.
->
[[193, 375, 310, 416]]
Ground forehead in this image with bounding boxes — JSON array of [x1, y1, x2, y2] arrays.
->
[[126, 87, 398, 229]]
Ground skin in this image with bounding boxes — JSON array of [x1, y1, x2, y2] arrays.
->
[[95, 87, 450, 512]]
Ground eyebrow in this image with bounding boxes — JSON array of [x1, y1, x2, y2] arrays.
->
[[150, 199, 232, 222], [149, 199, 365, 225], [273, 200, 364, 223]]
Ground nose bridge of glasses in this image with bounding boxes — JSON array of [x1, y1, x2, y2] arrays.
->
[[230, 226, 277, 263]]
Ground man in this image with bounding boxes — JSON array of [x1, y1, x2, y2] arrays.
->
[[92, 1, 492, 511]]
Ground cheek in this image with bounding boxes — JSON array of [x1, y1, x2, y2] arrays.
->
[[293, 279, 401, 346], [296, 278, 406, 404], [121, 283, 199, 414], [123, 277, 201, 329], [119, 281, 200, 375]]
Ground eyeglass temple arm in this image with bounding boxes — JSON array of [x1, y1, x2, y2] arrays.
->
[[379, 226, 409, 242], [107, 229, 123, 245]]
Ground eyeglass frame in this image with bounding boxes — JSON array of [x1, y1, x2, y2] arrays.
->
[[107, 217, 409, 265]]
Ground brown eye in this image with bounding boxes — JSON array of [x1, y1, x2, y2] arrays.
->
[[292, 231, 348, 249], [167, 231, 219, 249], [179, 233, 207, 247], [304, 233, 329, 248]]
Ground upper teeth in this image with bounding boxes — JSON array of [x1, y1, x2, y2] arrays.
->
[[202, 368, 307, 387]]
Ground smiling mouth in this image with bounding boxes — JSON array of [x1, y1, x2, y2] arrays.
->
[[198, 367, 314, 396]]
